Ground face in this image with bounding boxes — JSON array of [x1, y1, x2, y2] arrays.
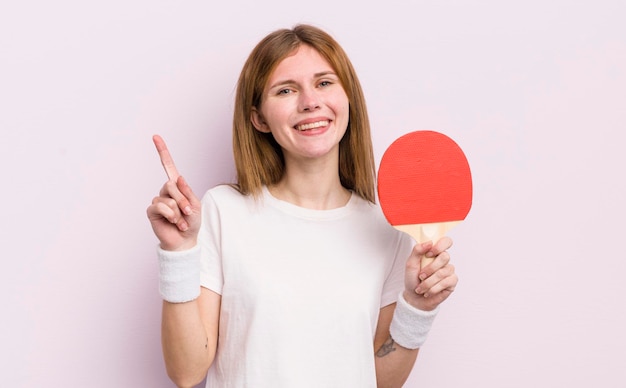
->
[[251, 45, 350, 163]]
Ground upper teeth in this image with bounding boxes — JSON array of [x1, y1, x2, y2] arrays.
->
[[296, 120, 328, 131]]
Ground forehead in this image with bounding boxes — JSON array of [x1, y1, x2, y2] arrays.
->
[[267, 45, 335, 83]]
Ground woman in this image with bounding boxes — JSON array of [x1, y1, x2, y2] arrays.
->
[[147, 24, 458, 388]]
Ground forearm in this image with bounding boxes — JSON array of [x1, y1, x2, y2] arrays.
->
[[374, 335, 419, 388], [374, 293, 439, 388], [162, 295, 218, 388], [156, 244, 219, 386]]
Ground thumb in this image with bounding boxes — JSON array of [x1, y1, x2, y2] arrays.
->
[[409, 241, 433, 269], [413, 241, 433, 257], [405, 241, 433, 288], [176, 176, 201, 213]]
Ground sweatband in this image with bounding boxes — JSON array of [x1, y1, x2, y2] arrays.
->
[[157, 245, 201, 303], [389, 292, 440, 349]]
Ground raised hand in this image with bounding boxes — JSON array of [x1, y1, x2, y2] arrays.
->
[[403, 237, 458, 311], [146, 135, 201, 251]]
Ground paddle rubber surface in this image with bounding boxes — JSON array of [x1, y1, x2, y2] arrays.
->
[[377, 130, 473, 226]]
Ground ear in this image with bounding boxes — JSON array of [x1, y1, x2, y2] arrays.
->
[[250, 108, 271, 133]]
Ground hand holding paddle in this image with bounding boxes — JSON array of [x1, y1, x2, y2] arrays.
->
[[378, 130, 470, 308], [146, 135, 201, 251]]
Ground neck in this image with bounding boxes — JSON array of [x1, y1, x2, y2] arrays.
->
[[269, 153, 350, 210]]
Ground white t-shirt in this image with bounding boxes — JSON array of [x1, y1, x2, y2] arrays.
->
[[199, 185, 413, 388]]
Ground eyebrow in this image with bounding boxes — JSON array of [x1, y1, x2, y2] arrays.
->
[[267, 71, 338, 90]]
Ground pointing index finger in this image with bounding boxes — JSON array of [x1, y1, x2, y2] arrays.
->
[[152, 134, 180, 180]]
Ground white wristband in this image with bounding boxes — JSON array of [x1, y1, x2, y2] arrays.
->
[[389, 292, 440, 349], [157, 245, 201, 303]]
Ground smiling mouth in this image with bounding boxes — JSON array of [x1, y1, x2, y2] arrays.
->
[[295, 120, 329, 131]]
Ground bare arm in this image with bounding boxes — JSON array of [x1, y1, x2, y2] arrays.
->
[[374, 303, 419, 388], [146, 135, 221, 387], [162, 288, 221, 388], [374, 238, 458, 388]]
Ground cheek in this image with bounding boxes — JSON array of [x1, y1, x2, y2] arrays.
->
[[261, 101, 294, 126], [334, 97, 350, 126], [334, 92, 350, 115]]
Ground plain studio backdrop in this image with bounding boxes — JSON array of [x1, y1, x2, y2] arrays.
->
[[1, 1, 624, 387]]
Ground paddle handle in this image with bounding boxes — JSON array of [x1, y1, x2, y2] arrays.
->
[[394, 221, 460, 268]]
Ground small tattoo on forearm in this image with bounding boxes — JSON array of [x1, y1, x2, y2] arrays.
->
[[376, 336, 397, 357]]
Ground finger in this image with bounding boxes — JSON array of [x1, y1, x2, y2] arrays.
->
[[419, 250, 451, 281], [159, 179, 193, 216], [405, 241, 433, 275], [419, 250, 450, 281], [149, 198, 189, 231], [153, 134, 180, 180], [423, 287, 454, 306], [416, 263, 455, 294], [149, 197, 181, 223], [414, 241, 433, 256], [176, 176, 200, 212], [426, 236, 453, 258], [421, 236, 452, 277], [423, 273, 458, 299]]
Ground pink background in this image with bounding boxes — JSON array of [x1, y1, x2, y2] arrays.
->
[[2, 1, 625, 387]]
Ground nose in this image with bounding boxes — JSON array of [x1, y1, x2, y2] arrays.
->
[[299, 88, 321, 112]]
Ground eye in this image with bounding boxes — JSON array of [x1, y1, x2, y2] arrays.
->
[[277, 88, 292, 95], [319, 80, 332, 87]]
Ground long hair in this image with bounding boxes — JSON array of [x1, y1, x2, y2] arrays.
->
[[232, 24, 376, 203]]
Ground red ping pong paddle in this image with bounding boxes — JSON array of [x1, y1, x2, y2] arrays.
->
[[378, 130, 473, 267]]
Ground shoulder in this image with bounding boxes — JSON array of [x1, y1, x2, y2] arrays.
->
[[202, 184, 247, 205], [200, 184, 267, 220], [350, 195, 390, 225], [347, 194, 408, 241]]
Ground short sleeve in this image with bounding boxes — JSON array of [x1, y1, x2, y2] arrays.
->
[[380, 231, 414, 307], [199, 190, 224, 295]]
